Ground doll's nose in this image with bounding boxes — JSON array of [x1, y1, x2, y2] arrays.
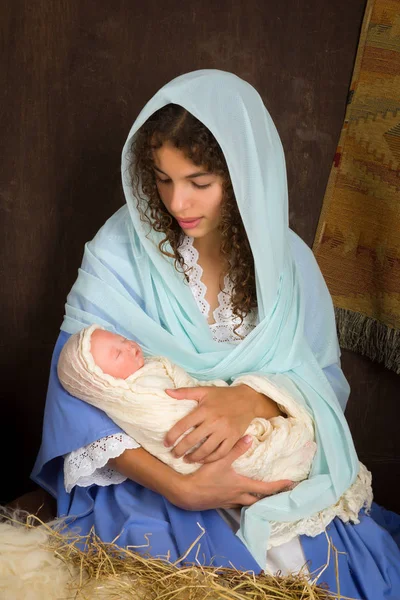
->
[[130, 342, 139, 355]]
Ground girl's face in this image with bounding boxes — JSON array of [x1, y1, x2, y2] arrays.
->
[[90, 329, 144, 379], [152, 142, 224, 242]]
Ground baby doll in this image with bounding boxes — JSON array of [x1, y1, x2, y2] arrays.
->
[[57, 324, 317, 482]]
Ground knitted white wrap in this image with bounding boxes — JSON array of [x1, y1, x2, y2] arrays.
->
[[57, 325, 317, 483]]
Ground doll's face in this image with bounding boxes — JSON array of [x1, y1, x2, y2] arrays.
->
[[152, 142, 224, 243], [90, 329, 144, 379]]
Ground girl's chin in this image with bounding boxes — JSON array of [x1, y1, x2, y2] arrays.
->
[[188, 225, 209, 237], [190, 226, 221, 241]]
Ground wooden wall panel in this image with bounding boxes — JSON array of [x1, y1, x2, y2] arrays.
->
[[4, 0, 396, 515]]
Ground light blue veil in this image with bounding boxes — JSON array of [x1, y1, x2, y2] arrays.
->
[[62, 69, 359, 567]]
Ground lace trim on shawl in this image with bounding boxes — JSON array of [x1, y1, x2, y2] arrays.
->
[[179, 235, 257, 344], [268, 462, 373, 548], [217, 463, 373, 548], [64, 433, 139, 493]]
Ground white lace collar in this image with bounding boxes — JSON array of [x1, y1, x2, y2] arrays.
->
[[179, 235, 257, 345]]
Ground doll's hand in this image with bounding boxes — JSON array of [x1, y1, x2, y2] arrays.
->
[[164, 384, 281, 463], [174, 436, 293, 510]]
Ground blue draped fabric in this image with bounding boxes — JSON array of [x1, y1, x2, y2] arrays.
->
[[301, 504, 400, 599]]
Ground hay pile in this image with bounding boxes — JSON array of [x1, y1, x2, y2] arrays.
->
[[0, 511, 351, 600]]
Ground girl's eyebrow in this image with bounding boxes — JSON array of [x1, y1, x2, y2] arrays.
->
[[153, 165, 211, 179]]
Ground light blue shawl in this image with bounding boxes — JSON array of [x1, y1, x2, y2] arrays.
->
[[62, 69, 359, 567]]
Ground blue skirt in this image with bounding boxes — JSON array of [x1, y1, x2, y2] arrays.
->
[[57, 471, 400, 599], [302, 503, 400, 599], [33, 331, 400, 597]]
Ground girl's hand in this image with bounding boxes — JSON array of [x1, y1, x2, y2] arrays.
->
[[164, 384, 282, 464], [172, 436, 293, 511]]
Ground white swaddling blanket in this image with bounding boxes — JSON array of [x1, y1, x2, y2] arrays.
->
[[57, 325, 317, 482]]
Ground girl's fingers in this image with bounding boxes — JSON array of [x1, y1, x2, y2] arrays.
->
[[172, 423, 211, 458], [164, 408, 204, 448], [228, 483, 293, 510], [222, 435, 253, 465], [198, 439, 233, 464], [184, 435, 227, 463], [165, 387, 208, 401], [242, 477, 294, 496], [237, 494, 260, 506]]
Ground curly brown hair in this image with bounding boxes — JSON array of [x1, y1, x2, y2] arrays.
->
[[128, 103, 256, 336]]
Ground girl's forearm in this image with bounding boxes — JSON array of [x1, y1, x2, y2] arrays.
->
[[108, 447, 188, 506], [108, 442, 292, 512]]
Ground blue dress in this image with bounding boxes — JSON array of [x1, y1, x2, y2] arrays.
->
[[32, 232, 400, 599], [32, 331, 400, 600]]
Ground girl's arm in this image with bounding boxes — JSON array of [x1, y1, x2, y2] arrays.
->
[[108, 447, 186, 503], [108, 440, 292, 511]]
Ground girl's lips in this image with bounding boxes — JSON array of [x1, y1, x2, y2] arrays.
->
[[177, 217, 202, 229]]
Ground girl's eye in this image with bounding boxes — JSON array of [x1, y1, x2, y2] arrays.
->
[[116, 350, 121, 359], [192, 182, 211, 189], [155, 177, 211, 190]]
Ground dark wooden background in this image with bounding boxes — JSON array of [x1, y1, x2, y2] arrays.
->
[[2, 0, 399, 513]]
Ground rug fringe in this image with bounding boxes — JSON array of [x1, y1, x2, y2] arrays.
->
[[335, 308, 400, 375]]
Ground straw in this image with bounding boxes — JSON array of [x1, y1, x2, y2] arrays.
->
[[2, 511, 356, 600]]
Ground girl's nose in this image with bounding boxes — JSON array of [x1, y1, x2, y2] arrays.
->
[[168, 186, 192, 214]]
